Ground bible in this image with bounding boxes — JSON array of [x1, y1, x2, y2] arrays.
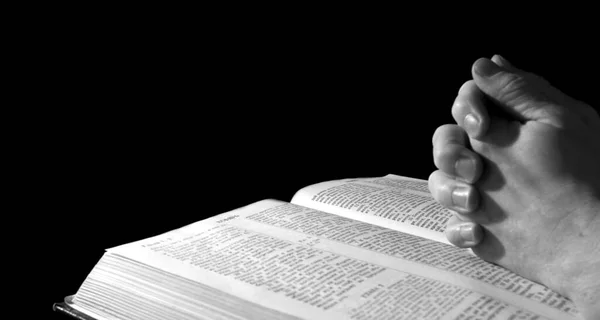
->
[[53, 174, 579, 319]]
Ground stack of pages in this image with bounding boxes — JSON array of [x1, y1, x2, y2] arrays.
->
[[54, 174, 579, 320]]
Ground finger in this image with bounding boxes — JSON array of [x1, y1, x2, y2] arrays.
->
[[452, 80, 490, 140], [432, 125, 483, 183], [445, 215, 484, 248], [472, 57, 566, 127], [489, 55, 597, 122], [428, 170, 479, 214]]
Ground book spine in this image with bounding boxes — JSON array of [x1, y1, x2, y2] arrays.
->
[[52, 302, 96, 320]]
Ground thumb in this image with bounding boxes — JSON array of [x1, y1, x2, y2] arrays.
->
[[471, 57, 565, 127]]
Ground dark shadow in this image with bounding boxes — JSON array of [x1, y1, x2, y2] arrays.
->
[[472, 156, 508, 224], [478, 94, 523, 148], [472, 226, 506, 263], [469, 155, 509, 262]]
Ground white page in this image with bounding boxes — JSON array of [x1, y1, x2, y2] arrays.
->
[[108, 200, 578, 320], [291, 174, 452, 244]]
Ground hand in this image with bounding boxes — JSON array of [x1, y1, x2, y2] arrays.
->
[[429, 123, 484, 247], [429, 55, 600, 319], [430, 55, 519, 249]]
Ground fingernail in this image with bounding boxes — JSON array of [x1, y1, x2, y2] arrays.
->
[[474, 58, 502, 77], [463, 114, 479, 137], [455, 155, 475, 182], [459, 224, 476, 242], [495, 54, 513, 68], [451, 186, 471, 210]]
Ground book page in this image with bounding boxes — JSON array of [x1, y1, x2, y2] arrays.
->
[[107, 200, 578, 320], [291, 174, 452, 244]]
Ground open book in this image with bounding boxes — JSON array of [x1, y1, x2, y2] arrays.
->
[[54, 174, 580, 320]]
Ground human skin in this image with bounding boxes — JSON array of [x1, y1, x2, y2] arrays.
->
[[428, 55, 600, 319]]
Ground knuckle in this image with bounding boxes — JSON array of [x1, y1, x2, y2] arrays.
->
[[458, 80, 476, 95], [428, 170, 447, 197], [427, 171, 439, 188], [499, 73, 529, 101], [432, 126, 443, 145], [428, 171, 440, 197], [433, 147, 442, 168], [435, 144, 461, 170], [432, 124, 456, 145], [452, 99, 468, 123]]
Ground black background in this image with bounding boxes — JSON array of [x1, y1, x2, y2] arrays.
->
[[20, 9, 598, 319]]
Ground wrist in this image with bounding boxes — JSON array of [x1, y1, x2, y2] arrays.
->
[[570, 276, 600, 320], [561, 203, 600, 320]]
